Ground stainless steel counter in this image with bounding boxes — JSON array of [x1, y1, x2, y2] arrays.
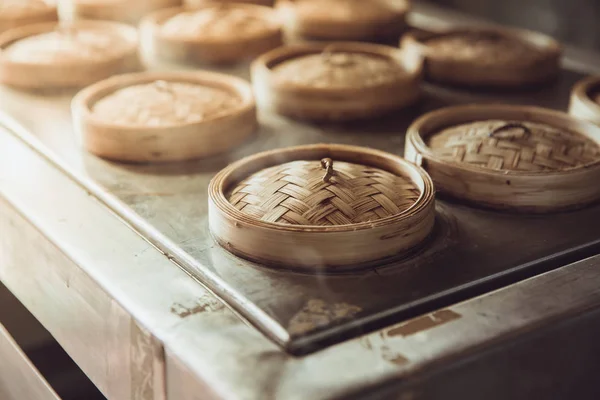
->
[[1, 2, 600, 399]]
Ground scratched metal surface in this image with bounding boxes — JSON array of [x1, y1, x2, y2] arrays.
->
[[1, 4, 599, 354]]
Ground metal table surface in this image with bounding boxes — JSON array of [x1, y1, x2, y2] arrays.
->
[[1, 2, 600, 399]]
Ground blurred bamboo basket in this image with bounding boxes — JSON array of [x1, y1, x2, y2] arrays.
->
[[405, 104, 600, 212], [569, 76, 600, 126], [0, 1, 57, 34], [251, 42, 422, 121], [401, 26, 561, 88], [141, 4, 283, 65], [0, 20, 140, 90], [184, 0, 274, 7], [209, 143, 436, 271], [72, 71, 257, 163], [61, 0, 182, 24], [276, 0, 410, 41]]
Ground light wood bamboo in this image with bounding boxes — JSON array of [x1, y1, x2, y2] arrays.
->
[[251, 42, 422, 121], [400, 26, 561, 88], [0, 1, 57, 34], [405, 104, 600, 212], [0, 21, 140, 90], [569, 76, 600, 126], [209, 143, 436, 270], [184, 0, 274, 7], [141, 4, 283, 65], [72, 71, 257, 163], [277, 0, 410, 41], [62, 0, 182, 24]]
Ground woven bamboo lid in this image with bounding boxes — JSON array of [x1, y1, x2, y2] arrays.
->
[[405, 105, 600, 212], [142, 4, 282, 65], [401, 27, 561, 88], [569, 76, 600, 127], [0, 1, 57, 34], [209, 144, 436, 270], [277, 0, 409, 41], [229, 159, 421, 226], [72, 71, 257, 162], [0, 21, 139, 89], [428, 120, 598, 172], [251, 42, 422, 121]]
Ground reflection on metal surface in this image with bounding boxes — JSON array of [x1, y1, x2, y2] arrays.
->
[[170, 295, 226, 319], [361, 333, 410, 366], [288, 299, 362, 337], [387, 310, 461, 337]]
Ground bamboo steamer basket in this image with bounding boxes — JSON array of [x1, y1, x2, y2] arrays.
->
[[277, 0, 410, 41], [569, 76, 600, 126], [0, 21, 140, 90], [62, 0, 182, 24], [400, 26, 561, 88], [404, 104, 600, 212], [141, 4, 282, 65], [184, 0, 274, 7], [208, 143, 436, 270], [251, 42, 422, 121], [72, 71, 257, 163], [0, 1, 58, 34]]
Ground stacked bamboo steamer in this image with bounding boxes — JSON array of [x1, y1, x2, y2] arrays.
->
[[277, 0, 410, 41], [209, 144, 436, 270], [401, 25, 562, 87], [405, 105, 600, 212], [251, 41, 423, 121], [0, 20, 140, 89], [72, 71, 257, 162], [140, 2, 283, 65], [61, 0, 183, 24]]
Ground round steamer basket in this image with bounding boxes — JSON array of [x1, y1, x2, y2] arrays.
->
[[0, 20, 139, 90], [0, 1, 57, 34], [72, 71, 257, 163], [141, 4, 282, 65], [62, 0, 182, 24], [405, 105, 600, 212], [208, 144, 436, 271], [184, 0, 274, 7], [400, 26, 561, 88], [569, 76, 600, 126], [251, 42, 422, 121], [277, 0, 410, 41]]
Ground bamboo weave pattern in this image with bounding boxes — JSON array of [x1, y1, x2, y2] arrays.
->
[[428, 120, 600, 171], [228, 160, 420, 225]]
